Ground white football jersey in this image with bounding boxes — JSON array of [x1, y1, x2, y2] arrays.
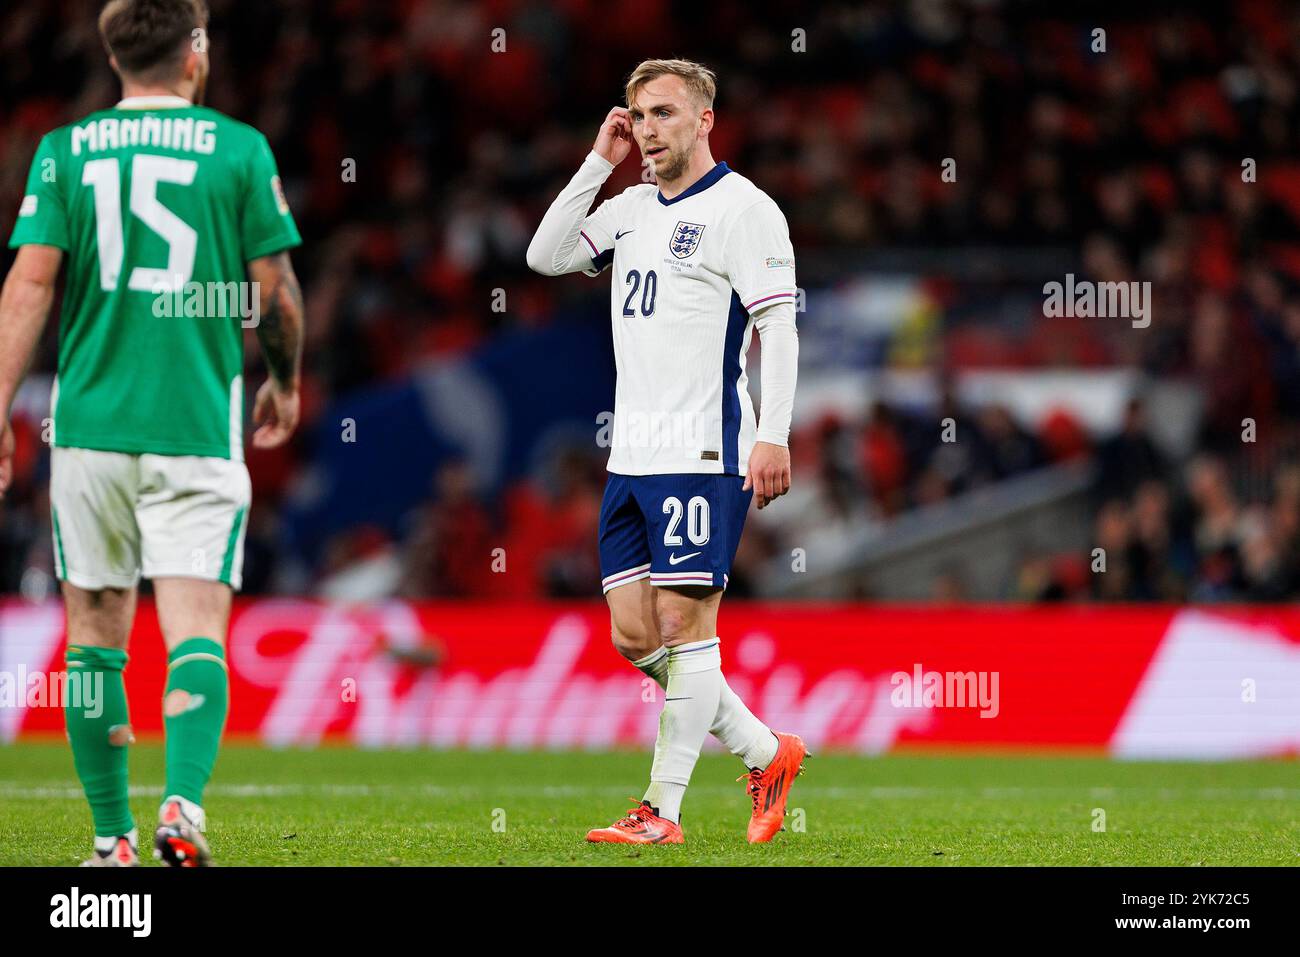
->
[[578, 162, 797, 476]]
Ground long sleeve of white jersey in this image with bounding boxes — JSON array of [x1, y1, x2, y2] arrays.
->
[[752, 300, 799, 447], [724, 199, 800, 448], [526, 150, 618, 277]]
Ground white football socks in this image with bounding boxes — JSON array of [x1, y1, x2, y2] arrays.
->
[[715, 684, 779, 771], [632, 640, 778, 772], [631, 645, 671, 686], [644, 638, 722, 823], [642, 781, 687, 823]]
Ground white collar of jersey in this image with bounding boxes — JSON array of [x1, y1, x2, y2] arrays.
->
[[115, 95, 193, 110], [657, 161, 731, 206]]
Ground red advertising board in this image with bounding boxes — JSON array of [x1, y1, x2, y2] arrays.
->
[[3, 601, 1298, 757]]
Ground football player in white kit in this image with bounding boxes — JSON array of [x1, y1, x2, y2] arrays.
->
[[527, 59, 806, 844]]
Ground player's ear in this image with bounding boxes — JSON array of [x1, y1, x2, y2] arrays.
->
[[698, 107, 714, 138]]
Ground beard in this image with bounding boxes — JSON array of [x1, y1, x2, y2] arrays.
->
[[650, 142, 692, 182]]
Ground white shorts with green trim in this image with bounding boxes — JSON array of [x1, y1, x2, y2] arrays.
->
[[49, 446, 252, 591]]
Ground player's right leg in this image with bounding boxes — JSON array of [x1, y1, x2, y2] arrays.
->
[[588, 475, 682, 843], [49, 447, 143, 866], [63, 583, 139, 866]]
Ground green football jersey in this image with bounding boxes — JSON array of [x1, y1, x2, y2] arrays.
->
[[8, 96, 301, 460]]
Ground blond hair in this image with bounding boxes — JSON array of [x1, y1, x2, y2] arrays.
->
[[625, 58, 717, 112]]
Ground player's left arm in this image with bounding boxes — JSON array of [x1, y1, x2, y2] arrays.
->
[[0, 244, 63, 500], [246, 251, 304, 450], [240, 132, 304, 450], [726, 199, 799, 509], [746, 300, 798, 509]]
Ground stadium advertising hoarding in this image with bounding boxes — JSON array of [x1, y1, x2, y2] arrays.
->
[[3, 601, 1298, 757]]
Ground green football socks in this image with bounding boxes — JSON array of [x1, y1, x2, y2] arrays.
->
[[162, 637, 229, 807], [65, 644, 134, 838]]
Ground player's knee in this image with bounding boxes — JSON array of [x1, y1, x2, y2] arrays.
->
[[610, 625, 656, 661], [656, 607, 696, 645]]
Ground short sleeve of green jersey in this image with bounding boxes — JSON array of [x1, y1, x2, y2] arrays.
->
[[8, 133, 69, 251], [240, 134, 302, 261]]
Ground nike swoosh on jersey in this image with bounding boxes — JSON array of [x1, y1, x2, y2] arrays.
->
[[615, 229, 636, 240], [667, 552, 702, 565]]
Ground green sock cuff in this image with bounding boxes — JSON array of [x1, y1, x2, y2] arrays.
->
[[167, 637, 225, 666], [67, 645, 129, 672]]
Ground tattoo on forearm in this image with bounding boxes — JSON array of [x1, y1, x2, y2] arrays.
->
[[256, 262, 304, 387]]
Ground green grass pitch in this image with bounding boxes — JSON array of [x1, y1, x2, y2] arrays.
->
[[0, 742, 1296, 865]]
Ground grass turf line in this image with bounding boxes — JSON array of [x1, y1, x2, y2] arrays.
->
[[0, 743, 1296, 866]]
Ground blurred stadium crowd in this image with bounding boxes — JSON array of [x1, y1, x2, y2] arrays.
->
[[5, 0, 1300, 601]]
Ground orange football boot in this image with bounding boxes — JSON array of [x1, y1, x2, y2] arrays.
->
[[585, 800, 684, 844], [739, 731, 808, 843]]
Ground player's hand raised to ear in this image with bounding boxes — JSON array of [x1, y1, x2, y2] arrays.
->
[[0, 420, 13, 500], [593, 107, 633, 166], [743, 441, 792, 510]]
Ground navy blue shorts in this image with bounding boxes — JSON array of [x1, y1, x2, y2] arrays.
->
[[598, 472, 751, 593]]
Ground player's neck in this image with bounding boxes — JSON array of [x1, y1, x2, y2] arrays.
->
[[119, 81, 194, 104], [657, 147, 719, 201]]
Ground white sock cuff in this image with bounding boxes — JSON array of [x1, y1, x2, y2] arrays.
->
[[631, 645, 668, 669], [666, 638, 721, 675]]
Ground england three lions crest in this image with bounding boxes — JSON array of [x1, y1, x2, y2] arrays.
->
[[670, 221, 705, 259]]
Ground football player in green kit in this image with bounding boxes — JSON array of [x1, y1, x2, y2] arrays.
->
[[0, 0, 304, 866]]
